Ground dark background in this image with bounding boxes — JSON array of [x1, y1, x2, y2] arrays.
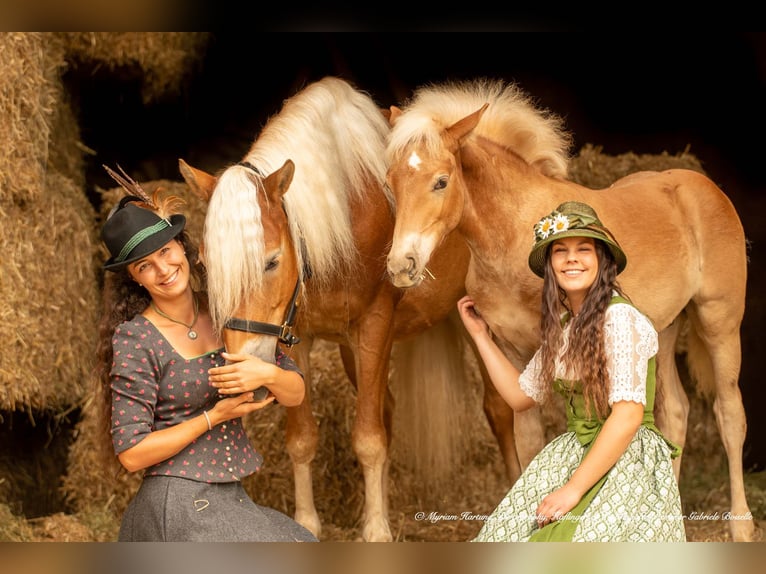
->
[[68, 32, 766, 469]]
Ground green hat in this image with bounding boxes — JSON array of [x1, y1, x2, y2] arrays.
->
[[527, 201, 627, 278]]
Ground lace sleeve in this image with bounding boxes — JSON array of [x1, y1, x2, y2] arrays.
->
[[604, 303, 658, 406], [518, 347, 546, 404]]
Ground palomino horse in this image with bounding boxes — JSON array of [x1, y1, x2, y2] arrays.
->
[[178, 76, 519, 542], [384, 78, 753, 542]]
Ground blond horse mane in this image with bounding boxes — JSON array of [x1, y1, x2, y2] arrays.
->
[[203, 77, 391, 330], [386, 78, 572, 179]]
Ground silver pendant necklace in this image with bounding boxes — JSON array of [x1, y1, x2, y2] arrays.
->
[[151, 294, 200, 339]]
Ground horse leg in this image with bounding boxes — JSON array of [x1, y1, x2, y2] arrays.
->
[[340, 341, 395, 529], [339, 343, 357, 386], [464, 340, 521, 482], [654, 318, 689, 479], [349, 297, 396, 542], [514, 406, 547, 470], [284, 335, 322, 539], [464, 331, 543, 478], [687, 304, 754, 542]]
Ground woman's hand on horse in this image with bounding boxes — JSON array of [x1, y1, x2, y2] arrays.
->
[[209, 351, 277, 395], [457, 295, 491, 339]]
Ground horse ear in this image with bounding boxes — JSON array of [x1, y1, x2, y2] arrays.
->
[[266, 159, 295, 201], [387, 106, 403, 126], [447, 103, 489, 142], [179, 158, 217, 203]]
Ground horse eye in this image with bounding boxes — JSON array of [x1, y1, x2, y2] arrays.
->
[[433, 176, 448, 191], [265, 257, 279, 272]]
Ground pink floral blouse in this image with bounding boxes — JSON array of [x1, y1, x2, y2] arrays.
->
[[109, 316, 302, 482]]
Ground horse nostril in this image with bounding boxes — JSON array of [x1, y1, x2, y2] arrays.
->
[[406, 256, 417, 279]]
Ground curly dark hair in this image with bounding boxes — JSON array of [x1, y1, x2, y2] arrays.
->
[[536, 240, 629, 419], [92, 231, 205, 468]]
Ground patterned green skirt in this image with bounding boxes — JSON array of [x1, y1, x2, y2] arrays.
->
[[473, 427, 686, 542]]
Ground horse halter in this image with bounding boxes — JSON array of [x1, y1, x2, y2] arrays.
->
[[223, 161, 306, 348], [224, 280, 302, 347]]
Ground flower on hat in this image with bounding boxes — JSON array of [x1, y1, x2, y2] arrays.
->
[[552, 213, 569, 234], [534, 211, 570, 241]]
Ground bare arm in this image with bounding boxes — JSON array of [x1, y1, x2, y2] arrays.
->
[[117, 391, 275, 472], [457, 295, 536, 412], [208, 351, 306, 407], [535, 400, 644, 526]]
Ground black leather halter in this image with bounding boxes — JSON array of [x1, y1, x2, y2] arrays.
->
[[224, 280, 302, 347], [222, 161, 305, 347]]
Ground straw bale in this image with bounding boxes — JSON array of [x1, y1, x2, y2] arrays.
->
[[0, 34, 95, 412], [0, 170, 99, 412], [0, 33, 68, 203], [60, 33, 211, 104], [60, 376, 140, 520], [48, 90, 88, 191], [569, 143, 705, 189]]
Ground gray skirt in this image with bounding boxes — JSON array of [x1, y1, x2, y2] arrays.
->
[[118, 476, 318, 542]]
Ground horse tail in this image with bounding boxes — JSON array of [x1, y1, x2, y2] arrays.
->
[[389, 309, 482, 496]]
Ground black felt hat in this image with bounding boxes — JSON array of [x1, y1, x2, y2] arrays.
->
[[101, 195, 186, 272]]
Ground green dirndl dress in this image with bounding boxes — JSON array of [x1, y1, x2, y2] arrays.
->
[[473, 300, 686, 542]]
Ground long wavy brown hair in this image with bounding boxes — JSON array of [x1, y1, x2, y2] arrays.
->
[[92, 230, 205, 469], [536, 240, 629, 419]]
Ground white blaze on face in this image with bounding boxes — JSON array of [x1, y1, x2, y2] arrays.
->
[[407, 151, 422, 169]]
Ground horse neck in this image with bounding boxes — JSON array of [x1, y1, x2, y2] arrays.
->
[[458, 140, 543, 274]]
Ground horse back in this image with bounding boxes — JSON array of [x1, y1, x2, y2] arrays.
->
[[584, 168, 746, 329]]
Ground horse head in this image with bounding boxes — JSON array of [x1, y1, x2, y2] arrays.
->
[[385, 103, 487, 288], [179, 158, 302, 363]]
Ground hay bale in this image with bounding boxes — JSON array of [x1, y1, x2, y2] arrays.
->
[[0, 32, 99, 412], [569, 143, 705, 189], [0, 172, 99, 411], [0, 33, 67, 204], [60, 33, 211, 104]]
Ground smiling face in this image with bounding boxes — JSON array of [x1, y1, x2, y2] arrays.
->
[[127, 238, 190, 301], [548, 236, 600, 311]]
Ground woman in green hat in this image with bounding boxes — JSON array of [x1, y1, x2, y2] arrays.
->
[[458, 200, 685, 542], [95, 169, 317, 542]]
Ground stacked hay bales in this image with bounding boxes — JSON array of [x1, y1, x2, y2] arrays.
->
[[0, 32, 211, 534], [0, 33, 93, 413], [0, 33, 98, 519], [60, 32, 210, 105]]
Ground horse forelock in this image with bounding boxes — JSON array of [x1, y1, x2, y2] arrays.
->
[[241, 77, 389, 286], [387, 79, 571, 179], [204, 167, 265, 332]]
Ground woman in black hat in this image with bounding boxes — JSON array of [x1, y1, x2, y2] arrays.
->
[[96, 173, 317, 542], [458, 201, 685, 542]]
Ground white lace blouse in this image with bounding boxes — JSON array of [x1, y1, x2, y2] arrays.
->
[[518, 302, 658, 406]]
